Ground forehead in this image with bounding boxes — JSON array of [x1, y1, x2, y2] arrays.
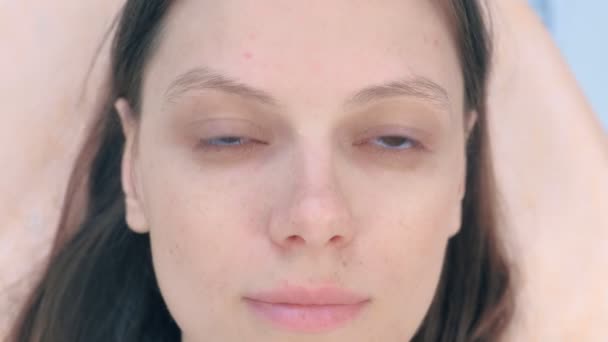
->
[[144, 0, 464, 115]]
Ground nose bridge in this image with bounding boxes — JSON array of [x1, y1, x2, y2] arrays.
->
[[268, 134, 355, 252], [294, 135, 337, 194], [292, 131, 350, 218]]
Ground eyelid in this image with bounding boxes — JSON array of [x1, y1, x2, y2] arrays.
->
[[192, 116, 271, 138], [356, 125, 429, 146], [354, 136, 423, 157], [196, 136, 267, 154], [373, 135, 421, 148]]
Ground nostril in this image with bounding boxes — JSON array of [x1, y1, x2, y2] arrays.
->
[[329, 235, 342, 244], [287, 235, 303, 243]]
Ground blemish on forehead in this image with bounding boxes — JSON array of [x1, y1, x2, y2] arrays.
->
[[242, 51, 254, 60]]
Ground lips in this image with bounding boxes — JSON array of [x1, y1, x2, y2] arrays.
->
[[243, 284, 370, 333], [245, 284, 369, 305]]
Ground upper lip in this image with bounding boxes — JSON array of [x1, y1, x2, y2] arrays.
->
[[244, 284, 369, 305]]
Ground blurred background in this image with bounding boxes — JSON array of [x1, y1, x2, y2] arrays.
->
[[530, 0, 608, 129]]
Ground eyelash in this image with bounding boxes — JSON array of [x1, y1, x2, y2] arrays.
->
[[362, 135, 422, 153], [198, 135, 422, 154], [195, 136, 261, 155]]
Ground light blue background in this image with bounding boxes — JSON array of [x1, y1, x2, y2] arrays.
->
[[530, 0, 607, 129]]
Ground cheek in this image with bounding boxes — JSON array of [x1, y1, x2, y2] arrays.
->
[[356, 169, 463, 335], [142, 166, 264, 336]]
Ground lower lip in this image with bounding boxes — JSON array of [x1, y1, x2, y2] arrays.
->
[[244, 299, 368, 333]]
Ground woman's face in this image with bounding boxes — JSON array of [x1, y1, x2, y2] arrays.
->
[[117, 0, 471, 341]]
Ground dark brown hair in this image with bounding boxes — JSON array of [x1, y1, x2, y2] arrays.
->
[[11, 0, 513, 341]]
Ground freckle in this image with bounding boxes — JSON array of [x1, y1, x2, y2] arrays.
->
[[169, 242, 180, 257], [243, 51, 253, 60]]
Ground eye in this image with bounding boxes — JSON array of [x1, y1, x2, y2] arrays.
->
[[365, 135, 421, 152], [206, 136, 251, 147], [198, 135, 265, 152]]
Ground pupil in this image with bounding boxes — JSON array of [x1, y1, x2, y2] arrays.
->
[[221, 137, 240, 144], [383, 136, 406, 147]]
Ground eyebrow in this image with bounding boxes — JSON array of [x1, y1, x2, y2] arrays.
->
[[164, 67, 451, 111]]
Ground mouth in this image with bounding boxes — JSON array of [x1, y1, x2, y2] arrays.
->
[[243, 284, 370, 333]]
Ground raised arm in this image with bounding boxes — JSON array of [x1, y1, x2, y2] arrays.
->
[[486, 1, 608, 340], [0, 1, 123, 337]]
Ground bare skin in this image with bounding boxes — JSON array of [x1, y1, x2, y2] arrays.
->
[[0, 0, 606, 340], [487, 1, 608, 340], [0, 0, 124, 334]]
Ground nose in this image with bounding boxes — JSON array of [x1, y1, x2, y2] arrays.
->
[[267, 144, 355, 253]]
